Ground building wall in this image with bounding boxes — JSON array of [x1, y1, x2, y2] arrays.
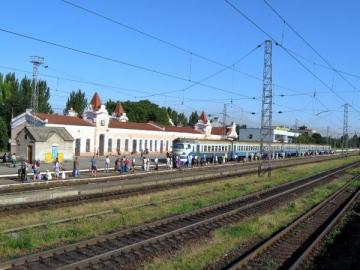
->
[[239, 128, 274, 142], [11, 112, 224, 157], [45, 124, 95, 156], [16, 129, 35, 162], [35, 134, 73, 162]]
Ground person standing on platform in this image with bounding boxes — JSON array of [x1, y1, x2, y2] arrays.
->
[[20, 160, 28, 182], [154, 157, 159, 170], [105, 155, 110, 173], [73, 157, 80, 177], [132, 157, 136, 172], [146, 157, 150, 172], [54, 158, 60, 179], [90, 156, 97, 176], [11, 153, 17, 168]]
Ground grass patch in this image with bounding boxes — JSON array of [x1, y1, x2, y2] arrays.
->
[[0, 156, 359, 259], [144, 175, 358, 270]]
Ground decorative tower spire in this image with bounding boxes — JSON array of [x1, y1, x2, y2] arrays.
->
[[90, 92, 102, 111], [113, 102, 125, 117], [112, 102, 128, 122], [200, 111, 208, 123]]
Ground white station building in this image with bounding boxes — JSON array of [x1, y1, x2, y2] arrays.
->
[[239, 127, 300, 143], [10, 93, 238, 162]]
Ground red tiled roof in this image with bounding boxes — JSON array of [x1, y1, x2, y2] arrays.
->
[[113, 102, 125, 116], [200, 111, 208, 123], [164, 126, 203, 134], [109, 120, 163, 131], [36, 113, 93, 127], [109, 120, 203, 134], [90, 92, 101, 111], [211, 127, 226, 135]]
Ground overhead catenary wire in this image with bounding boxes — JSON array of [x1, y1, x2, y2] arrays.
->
[[139, 43, 263, 98], [263, 0, 360, 94], [223, 0, 360, 115], [59, 0, 323, 97], [0, 27, 262, 99]]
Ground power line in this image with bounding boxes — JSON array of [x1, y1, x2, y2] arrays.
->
[[0, 27, 259, 98], [263, 0, 360, 94], [59, 0, 321, 97], [223, 0, 360, 115], [140, 43, 263, 98]]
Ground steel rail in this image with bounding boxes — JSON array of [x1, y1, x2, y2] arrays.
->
[[0, 155, 347, 215], [226, 179, 360, 270], [289, 187, 360, 269], [0, 161, 357, 270]]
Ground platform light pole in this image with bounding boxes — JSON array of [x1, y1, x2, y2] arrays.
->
[[30, 56, 45, 125], [258, 40, 273, 177]]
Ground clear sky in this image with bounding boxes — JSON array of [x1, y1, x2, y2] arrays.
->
[[1, 0, 359, 137]]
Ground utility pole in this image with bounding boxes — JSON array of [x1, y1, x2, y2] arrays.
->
[[222, 103, 227, 138], [342, 103, 349, 157], [258, 40, 273, 177], [30, 56, 45, 125]]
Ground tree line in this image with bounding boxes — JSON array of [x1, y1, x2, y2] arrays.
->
[[0, 72, 52, 150], [1, 72, 358, 151]]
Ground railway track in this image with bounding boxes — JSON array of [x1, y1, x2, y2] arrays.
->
[[0, 161, 357, 270], [226, 179, 360, 270], [0, 154, 343, 194], [0, 155, 349, 215]]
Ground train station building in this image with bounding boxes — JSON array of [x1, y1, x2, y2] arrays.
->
[[239, 127, 300, 143], [10, 93, 238, 162]]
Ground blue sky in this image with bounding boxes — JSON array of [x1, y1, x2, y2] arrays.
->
[[1, 0, 359, 136]]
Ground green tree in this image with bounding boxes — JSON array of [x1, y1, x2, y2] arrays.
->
[[311, 132, 325, 144], [64, 89, 88, 116], [188, 111, 199, 126], [106, 99, 181, 125], [0, 72, 52, 140], [0, 117, 8, 150]]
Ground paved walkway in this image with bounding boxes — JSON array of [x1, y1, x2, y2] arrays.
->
[[0, 153, 166, 177]]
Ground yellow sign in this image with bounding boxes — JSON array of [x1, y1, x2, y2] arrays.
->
[[45, 153, 52, 163], [45, 152, 64, 163]]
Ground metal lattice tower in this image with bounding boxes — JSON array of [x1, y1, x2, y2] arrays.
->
[[222, 103, 227, 138], [342, 103, 349, 157], [30, 56, 44, 123], [258, 40, 273, 177]]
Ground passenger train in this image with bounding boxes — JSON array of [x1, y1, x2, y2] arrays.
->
[[172, 138, 332, 162]]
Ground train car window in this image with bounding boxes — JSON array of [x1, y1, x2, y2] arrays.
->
[[174, 144, 184, 149]]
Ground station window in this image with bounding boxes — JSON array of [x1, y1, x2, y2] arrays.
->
[[108, 139, 112, 153], [139, 139, 143, 151], [116, 139, 121, 152], [212, 146, 214, 151], [86, 139, 91, 152], [125, 139, 129, 152], [155, 140, 158, 152]]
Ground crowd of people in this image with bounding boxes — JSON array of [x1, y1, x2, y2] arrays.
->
[[13, 150, 236, 183], [1, 152, 17, 167]]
